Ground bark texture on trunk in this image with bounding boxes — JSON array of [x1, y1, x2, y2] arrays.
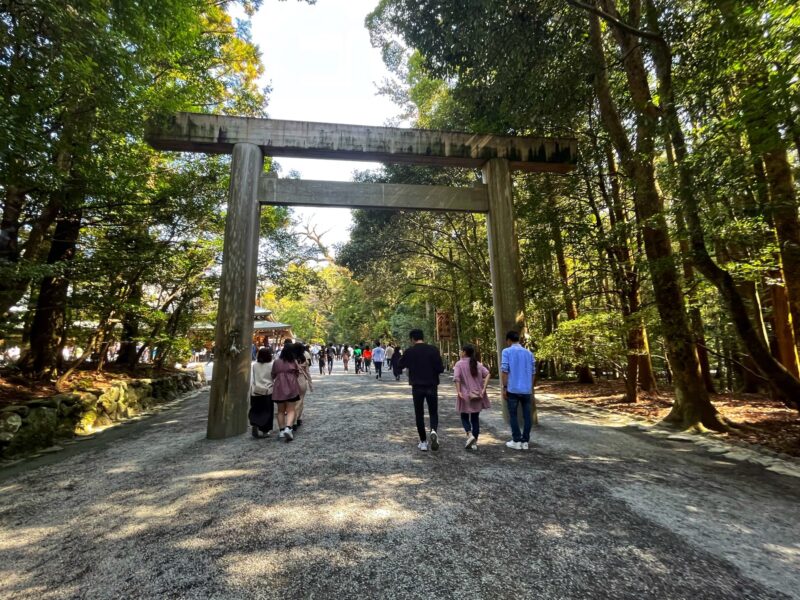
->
[[20, 206, 83, 377], [588, 4, 720, 428]]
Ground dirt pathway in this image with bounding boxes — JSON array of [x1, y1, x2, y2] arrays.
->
[[1, 368, 798, 599]]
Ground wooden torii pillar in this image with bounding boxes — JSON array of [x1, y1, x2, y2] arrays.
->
[[147, 112, 577, 439]]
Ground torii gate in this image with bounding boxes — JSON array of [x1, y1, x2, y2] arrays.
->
[[147, 112, 577, 439]]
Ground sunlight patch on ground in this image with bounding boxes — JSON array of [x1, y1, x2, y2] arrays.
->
[[231, 496, 418, 532], [0, 526, 58, 551]]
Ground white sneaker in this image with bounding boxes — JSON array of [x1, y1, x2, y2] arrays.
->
[[278, 430, 285, 438], [471, 444, 478, 451], [418, 441, 428, 451], [429, 430, 439, 451], [465, 434, 476, 449], [522, 442, 529, 450], [284, 427, 294, 442], [505, 440, 522, 450]]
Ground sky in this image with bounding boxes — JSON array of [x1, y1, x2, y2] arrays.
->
[[247, 0, 401, 247]]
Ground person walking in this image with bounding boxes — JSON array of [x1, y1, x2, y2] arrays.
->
[[501, 330, 536, 450], [390, 345, 403, 380], [249, 347, 275, 438], [398, 329, 444, 451], [354, 345, 363, 374], [272, 344, 301, 442], [293, 342, 313, 431], [372, 343, 386, 379], [342, 345, 351, 372], [384, 343, 394, 369], [326, 343, 335, 374], [363, 345, 373, 374], [453, 344, 491, 450], [318, 346, 326, 375]]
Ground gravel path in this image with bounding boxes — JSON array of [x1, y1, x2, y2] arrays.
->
[[1, 368, 799, 599]]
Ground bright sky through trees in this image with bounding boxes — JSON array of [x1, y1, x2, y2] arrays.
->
[[249, 0, 399, 245]]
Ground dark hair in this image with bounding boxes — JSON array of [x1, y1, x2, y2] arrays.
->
[[365, 345, 370, 350], [256, 347, 273, 363], [292, 342, 306, 364], [409, 329, 424, 341], [279, 345, 296, 362], [462, 343, 479, 377], [506, 330, 520, 343]]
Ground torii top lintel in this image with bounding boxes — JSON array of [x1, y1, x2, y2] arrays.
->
[[146, 112, 577, 174]]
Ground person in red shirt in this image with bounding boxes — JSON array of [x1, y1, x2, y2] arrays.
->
[[363, 345, 373, 374]]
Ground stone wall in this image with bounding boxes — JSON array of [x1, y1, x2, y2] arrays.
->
[[0, 369, 207, 459]]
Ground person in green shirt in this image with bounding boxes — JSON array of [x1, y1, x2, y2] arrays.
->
[[354, 346, 363, 374]]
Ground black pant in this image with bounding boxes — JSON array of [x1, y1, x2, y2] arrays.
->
[[249, 394, 274, 432], [460, 412, 480, 438], [412, 386, 439, 442], [374, 361, 383, 378]]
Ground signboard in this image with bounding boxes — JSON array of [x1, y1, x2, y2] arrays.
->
[[436, 310, 455, 341]]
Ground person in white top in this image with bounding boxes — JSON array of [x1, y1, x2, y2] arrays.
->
[[372, 343, 387, 379], [250, 347, 275, 438]]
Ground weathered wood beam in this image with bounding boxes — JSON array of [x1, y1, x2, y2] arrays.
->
[[259, 177, 489, 213], [207, 143, 262, 440], [146, 112, 577, 173]]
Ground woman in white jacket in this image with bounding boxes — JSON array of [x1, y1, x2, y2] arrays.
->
[[250, 347, 275, 438]]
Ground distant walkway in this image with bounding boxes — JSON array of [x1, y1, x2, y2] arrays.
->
[[1, 369, 798, 599]]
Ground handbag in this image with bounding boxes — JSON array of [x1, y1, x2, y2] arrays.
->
[[469, 388, 483, 401]]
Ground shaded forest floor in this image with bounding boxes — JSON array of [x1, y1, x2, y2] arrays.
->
[[538, 380, 800, 458], [0, 365, 187, 408]]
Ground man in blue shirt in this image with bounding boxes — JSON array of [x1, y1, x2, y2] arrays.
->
[[501, 330, 536, 450]]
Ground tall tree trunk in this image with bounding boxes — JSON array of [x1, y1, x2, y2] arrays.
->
[[19, 205, 83, 377], [587, 2, 723, 429], [116, 283, 142, 368], [604, 143, 657, 393], [549, 193, 594, 384], [641, 0, 800, 406]]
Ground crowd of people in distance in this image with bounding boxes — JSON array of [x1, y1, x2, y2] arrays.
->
[[246, 329, 536, 453]]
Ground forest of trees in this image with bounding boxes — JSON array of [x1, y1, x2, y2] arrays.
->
[[2, 1, 799, 431], [0, 0, 302, 382], [330, 0, 800, 430]]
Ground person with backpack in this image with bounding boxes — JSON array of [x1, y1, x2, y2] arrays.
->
[[326, 343, 336, 374], [453, 344, 491, 450], [318, 345, 327, 375], [398, 329, 444, 451]]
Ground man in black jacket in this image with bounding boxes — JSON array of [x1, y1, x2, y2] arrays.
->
[[398, 329, 444, 451]]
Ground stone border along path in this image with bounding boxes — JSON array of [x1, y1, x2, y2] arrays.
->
[[1, 368, 798, 599], [537, 392, 800, 479]]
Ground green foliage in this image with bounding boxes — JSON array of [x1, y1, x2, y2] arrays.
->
[[537, 312, 626, 370]]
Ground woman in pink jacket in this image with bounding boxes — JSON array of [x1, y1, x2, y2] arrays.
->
[[272, 344, 301, 442], [453, 344, 491, 450]]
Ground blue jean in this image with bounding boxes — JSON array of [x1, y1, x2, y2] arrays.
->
[[507, 392, 532, 442], [460, 412, 480, 438]]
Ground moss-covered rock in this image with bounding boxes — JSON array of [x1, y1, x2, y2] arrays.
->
[[75, 410, 98, 435], [5, 407, 58, 455], [0, 412, 23, 443]]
